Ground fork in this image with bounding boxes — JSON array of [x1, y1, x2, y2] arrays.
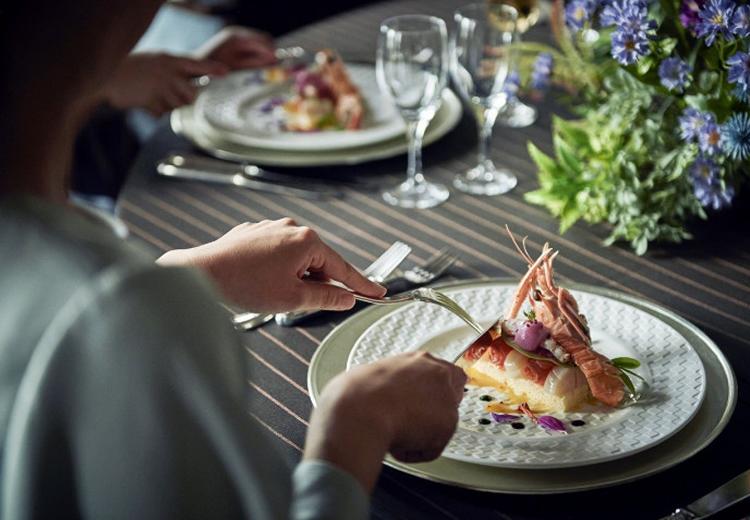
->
[[385, 248, 456, 286], [229, 242, 410, 329], [274, 247, 457, 327], [350, 287, 484, 334]]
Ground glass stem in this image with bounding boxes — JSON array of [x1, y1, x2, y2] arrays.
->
[[477, 107, 499, 168], [406, 118, 429, 185]]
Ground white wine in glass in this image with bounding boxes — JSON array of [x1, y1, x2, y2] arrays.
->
[[491, 0, 540, 128], [492, 0, 540, 34], [377, 15, 450, 209]]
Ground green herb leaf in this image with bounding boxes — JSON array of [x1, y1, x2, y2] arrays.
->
[[524, 310, 536, 321], [620, 367, 646, 382], [611, 357, 640, 369], [619, 372, 636, 396]]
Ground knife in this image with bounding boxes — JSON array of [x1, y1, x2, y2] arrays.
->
[[163, 153, 381, 190], [660, 469, 750, 519], [156, 154, 343, 200]]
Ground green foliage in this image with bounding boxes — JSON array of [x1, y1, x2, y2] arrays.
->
[[525, 70, 704, 254], [518, 4, 749, 254]]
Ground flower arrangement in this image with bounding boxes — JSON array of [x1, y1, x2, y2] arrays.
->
[[516, 0, 749, 254]]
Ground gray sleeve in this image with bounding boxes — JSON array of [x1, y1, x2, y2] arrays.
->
[[2, 265, 369, 520], [291, 460, 369, 520]]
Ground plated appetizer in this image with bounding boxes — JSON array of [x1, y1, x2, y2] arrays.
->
[[283, 50, 364, 132], [457, 229, 641, 414]]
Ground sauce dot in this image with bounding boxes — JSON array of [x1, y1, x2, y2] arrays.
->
[[479, 395, 494, 402], [511, 422, 525, 430], [571, 419, 586, 427], [478, 418, 491, 425], [463, 387, 468, 392]]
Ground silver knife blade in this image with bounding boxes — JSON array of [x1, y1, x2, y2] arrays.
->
[[168, 153, 379, 190], [660, 469, 750, 519], [156, 157, 343, 200], [165, 154, 311, 187]]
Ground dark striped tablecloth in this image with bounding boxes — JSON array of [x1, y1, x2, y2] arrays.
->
[[118, 1, 750, 518]]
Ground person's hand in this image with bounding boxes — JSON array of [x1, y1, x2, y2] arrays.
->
[[199, 27, 277, 70], [156, 218, 386, 313], [102, 52, 228, 115], [304, 352, 467, 492]]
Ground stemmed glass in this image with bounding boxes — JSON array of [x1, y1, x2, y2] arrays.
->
[[451, 3, 519, 195], [377, 15, 449, 209], [491, 0, 538, 128]]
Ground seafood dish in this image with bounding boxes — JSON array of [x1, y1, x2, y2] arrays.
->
[[283, 49, 364, 132], [457, 229, 635, 413]]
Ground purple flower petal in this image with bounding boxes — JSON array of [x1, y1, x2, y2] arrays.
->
[[537, 415, 568, 433], [491, 413, 520, 423]]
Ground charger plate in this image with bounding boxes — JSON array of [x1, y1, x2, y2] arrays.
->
[[171, 89, 461, 167], [308, 279, 736, 493]]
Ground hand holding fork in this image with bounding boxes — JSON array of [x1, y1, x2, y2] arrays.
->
[[232, 245, 458, 329]]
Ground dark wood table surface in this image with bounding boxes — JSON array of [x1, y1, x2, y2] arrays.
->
[[118, 1, 750, 518]]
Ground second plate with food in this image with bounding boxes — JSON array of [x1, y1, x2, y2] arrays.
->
[[194, 64, 405, 151], [171, 88, 462, 167], [346, 283, 706, 469]]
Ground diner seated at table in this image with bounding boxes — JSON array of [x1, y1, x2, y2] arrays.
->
[[0, 1, 466, 519], [72, 19, 278, 207]]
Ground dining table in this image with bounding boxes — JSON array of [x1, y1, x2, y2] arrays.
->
[[116, 0, 750, 518]]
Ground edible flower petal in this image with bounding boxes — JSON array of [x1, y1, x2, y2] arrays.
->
[[538, 415, 568, 433], [491, 413, 520, 423]]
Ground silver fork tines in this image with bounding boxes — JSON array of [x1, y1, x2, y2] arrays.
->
[[350, 287, 484, 334], [387, 248, 457, 285]]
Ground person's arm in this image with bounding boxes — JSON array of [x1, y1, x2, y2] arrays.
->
[[101, 52, 228, 116], [54, 265, 464, 520], [156, 218, 387, 313]]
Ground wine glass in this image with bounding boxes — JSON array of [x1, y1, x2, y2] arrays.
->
[[491, 0, 539, 128], [451, 3, 519, 195], [377, 15, 450, 209]]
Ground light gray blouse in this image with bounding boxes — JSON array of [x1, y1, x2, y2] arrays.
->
[[0, 197, 368, 519]]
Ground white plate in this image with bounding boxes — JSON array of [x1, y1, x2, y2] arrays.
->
[[194, 65, 405, 151], [171, 88, 462, 167], [346, 284, 706, 469]]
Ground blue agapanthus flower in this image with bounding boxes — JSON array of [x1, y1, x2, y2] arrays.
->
[[658, 57, 691, 92], [503, 70, 521, 100], [732, 4, 750, 37], [696, 0, 735, 46], [601, 0, 645, 26], [601, 0, 656, 32], [679, 108, 715, 141], [727, 51, 750, 101], [690, 157, 734, 209], [611, 30, 651, 65], [566, 0, 596, 30], [721, 112, 750, 160], [699, 121, 723, 155], [531, 53, 554, 90]]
